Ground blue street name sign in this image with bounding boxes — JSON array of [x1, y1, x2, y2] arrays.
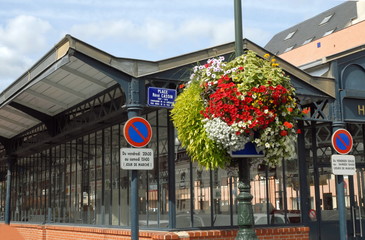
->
[[147, 87, 177, 108]]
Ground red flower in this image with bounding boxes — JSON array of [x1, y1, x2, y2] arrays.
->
[[283, 121, 293, 129], [179, 84, 185, 89], [296, 129, 302, 134], [280, 130, 288, 136], [302, 107, 310, 114]]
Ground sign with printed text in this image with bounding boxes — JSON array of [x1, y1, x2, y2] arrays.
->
[[120, 148, 154, 170], [331, 154, 356, 175], [147, 87, 177, 108]]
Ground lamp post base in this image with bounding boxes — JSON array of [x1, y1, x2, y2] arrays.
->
[[236, 230, 258, 240], [236, 158, 258, 240]]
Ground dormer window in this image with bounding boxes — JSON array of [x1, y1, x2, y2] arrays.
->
[[323, 29, 335, 37], [320, 14, 333, 25], [284, 46, 294, 53], [303, 37, 314, 45], [284, 31, 296, 40]]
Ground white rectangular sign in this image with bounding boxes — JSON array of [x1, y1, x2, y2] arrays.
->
[[331, 154, 356, 175], [120, 148, 154, 170]]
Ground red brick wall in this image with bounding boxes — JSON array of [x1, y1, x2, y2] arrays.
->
[[6, 223, 310, 240]]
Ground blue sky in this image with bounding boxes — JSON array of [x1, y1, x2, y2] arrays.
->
[[0, 0, 347, 91]]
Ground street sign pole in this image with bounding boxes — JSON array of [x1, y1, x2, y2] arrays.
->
[[127, 77, 144, 240], [332, 125, 352, 240]]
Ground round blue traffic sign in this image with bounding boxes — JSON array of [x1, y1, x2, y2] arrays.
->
[[331, 129, 353, 154], [123, 117, 152, 147]]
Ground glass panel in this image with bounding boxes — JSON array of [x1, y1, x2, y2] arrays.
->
[[0, 181, 4, 221], [95, 130, 103, 225], [61, 144, 67, 223], [65, 142, 72, 223], [212, 168, 231, 226], [284, 159, 301, 223], [175, 156, 192, 228], [111, 125, 120, 225], [89, 133, 96, 224], [305, 123, 317, 222], [120, 122, 129, 226], [193, 166, 211, 227], [70, 139, 77, 223], [145, 111, 159, 227], [80, 135, 90, 224], [318, 166, 344, 221], [252, 164, 270, 225], [104, 127, 111, 225], [356, 169, 365, 224], [41, 151, 47, 222], [54, 145, 64, 223], [158, 147, 169, 227], [160, 110, 169, 228]]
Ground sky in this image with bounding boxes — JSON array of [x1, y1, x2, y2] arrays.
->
[[0, 0, 349, 91]]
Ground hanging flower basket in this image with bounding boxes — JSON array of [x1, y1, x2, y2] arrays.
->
[[171, 50, 308, 169]]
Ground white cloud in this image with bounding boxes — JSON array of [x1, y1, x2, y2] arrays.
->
[[69, 17, 235, 55], [0, 15, 51, 54], [0, 15, 52, 87]]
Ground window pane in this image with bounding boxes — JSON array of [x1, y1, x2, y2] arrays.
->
[[95, 130, 103, 225], [111, 125, 120, 225]]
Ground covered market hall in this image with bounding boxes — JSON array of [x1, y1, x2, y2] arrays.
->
[[0, 34, 363, 240]]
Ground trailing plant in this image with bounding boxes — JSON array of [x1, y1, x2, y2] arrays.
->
[[171, 51, 308, 169]]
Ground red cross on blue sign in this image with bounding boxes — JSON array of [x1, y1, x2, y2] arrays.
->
[[331, 129, 353, 155], [123, 117, 152, 148]]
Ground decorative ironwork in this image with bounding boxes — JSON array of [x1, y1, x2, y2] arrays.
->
[[300, 99, 333, 122], [1, 85, 125, 159]]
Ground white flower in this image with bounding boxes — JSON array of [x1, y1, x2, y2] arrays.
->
[[203, 118, 249, 151]]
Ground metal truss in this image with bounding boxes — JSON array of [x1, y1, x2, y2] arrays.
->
[[6, 85, 125, 157], [299, 98, 333, 122]]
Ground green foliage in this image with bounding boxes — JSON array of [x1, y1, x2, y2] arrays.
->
[[227, 51, 292, 92], [170, 81, 228, 169], [171, 50, 301, 169]]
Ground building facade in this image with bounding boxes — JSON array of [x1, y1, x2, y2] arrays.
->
[[265, 2, 365, 239], [0, 34, 339, 240]]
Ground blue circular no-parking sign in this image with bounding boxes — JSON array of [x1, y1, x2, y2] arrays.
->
[[123, 117, 152, 147], [331, 129, 353, 154]]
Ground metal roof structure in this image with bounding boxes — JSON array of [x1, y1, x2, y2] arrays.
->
[[0, 35, 335, 159], [265, 1, 357, 55]]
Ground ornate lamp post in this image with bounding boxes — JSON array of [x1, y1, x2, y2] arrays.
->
[[234, 0, 258, 239]]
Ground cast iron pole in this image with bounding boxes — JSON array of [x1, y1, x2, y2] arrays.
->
[[332, 60, 347, 240], [234, 0, 243, 56], [128, 78, 143, 240], [234, 0, 258, 239]]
